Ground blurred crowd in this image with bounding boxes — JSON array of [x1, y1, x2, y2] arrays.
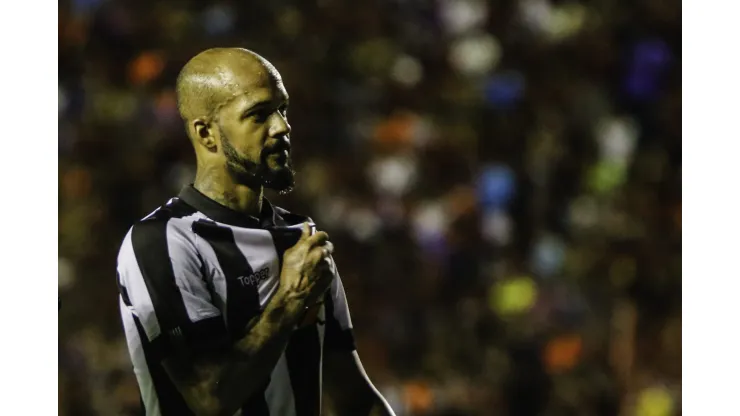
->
[[58, 0, 681, 414]]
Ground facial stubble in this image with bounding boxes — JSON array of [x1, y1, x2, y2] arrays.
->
[[219, 126, 296, 194]]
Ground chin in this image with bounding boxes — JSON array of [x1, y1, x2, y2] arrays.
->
[[264, 167, 295, 193]]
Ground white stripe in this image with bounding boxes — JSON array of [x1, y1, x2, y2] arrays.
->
[[265, 352, 297, 416], [331, 274, 353, 330], [141, 206, 162, 221], [117, 229, 161, 341], [120, 298, 161, 416], [258, 278, 280, 309], [193, 228, 229, 322], [231, 229, 281, 308], [167, 215, 222, 322], [120, 203, 327, 414]]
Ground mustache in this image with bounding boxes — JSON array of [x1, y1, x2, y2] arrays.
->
[[264, 137, 291, 154]]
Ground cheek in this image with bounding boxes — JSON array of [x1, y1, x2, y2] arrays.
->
[[242, 143, 264, 162], [223, 118, 270, 160], [242, 124, 271, 152], [230, 132, 264, 160]]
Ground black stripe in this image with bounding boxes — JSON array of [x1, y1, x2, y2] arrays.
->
[[285, 325, 322, 416], [192, 219, 270, 413], [117, 271, 133, 307], [132, 214, 187, 331], [132, 315, 195, 416], [324, 293, 356, 351], [241, 379, 271, 416], [191, 220, 262, 340], [180, 316, 230, 354], [267, 227, 303, 274], [269, 224, 323, 415], [145, 317, 230, 363], [131, 203, 197, 356]]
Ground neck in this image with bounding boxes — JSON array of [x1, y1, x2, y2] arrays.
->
[[193, 166, 263, 217]]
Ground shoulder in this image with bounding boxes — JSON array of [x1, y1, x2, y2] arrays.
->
[[118, 197, 201, 262], [138, 196, 200, 224]]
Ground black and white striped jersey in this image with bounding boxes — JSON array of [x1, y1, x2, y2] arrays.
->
[[116, 185, 355, 416]]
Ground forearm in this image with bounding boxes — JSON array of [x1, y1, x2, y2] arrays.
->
[[215, 290, 304, 408], [166, 289, 305, 415]]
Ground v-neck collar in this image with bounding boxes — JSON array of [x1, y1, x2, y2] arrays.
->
[[178, 185, 279, 229]]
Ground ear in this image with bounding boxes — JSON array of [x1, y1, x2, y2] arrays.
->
[[191, 119, 217, 151]]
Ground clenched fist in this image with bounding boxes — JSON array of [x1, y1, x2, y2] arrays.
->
[[278, 223, 335, 308]]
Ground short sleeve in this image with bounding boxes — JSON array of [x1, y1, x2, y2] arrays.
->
[[117, 216, 229, 362], [323, 264, 356, 352]]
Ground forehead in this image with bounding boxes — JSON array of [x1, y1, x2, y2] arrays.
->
[[220, 68, 289, 112]]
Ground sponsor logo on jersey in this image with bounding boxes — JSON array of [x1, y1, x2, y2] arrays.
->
[[237, 267, 270, 287]]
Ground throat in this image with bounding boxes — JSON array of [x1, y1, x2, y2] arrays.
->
[[193, 172, 263, 217]]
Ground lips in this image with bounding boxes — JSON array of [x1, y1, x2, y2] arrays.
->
[[265, 139, 290, 164], [271, 149, 289, 164]]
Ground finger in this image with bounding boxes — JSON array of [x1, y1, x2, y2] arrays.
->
[[307, 268, 334, 302], [318, 247, 335, 276], [316, 267, 335, 293], [323, 254, 336, 273], [298, 222, 312, 240], [306, 242, 334, 269], [306, 245, 328, 267], [316, 251, 334, 272], [323, 241, 334, 257], [304, 231, 330, 248]]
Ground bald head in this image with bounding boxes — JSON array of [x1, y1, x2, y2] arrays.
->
[[176, 48, 282, 125], [174, 48, 294, 193]]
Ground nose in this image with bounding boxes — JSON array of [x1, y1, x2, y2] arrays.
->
[[269, 112, 291, 138]]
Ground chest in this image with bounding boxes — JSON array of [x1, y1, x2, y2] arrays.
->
[[191, 220, 323, 334]]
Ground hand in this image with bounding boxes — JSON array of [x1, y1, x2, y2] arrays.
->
[[279, 223, 335, 307]]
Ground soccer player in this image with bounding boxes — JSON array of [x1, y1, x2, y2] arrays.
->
[[116, 48, 395, 416]]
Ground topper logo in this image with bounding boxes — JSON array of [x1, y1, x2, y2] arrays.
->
[[237, 267, 270, 287]]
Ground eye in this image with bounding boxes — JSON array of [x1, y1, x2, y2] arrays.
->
[[278, 105, 288, 117], [252, 110, 271, 123]]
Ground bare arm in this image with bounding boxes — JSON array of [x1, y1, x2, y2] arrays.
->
[[324, 350, 395, 416], [163, 224, 334, 416]]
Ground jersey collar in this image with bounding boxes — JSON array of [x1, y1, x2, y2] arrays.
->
[[178, 185, 279, 228]]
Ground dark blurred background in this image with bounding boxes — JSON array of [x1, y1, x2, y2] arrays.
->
[[58, 0, 681, 414]]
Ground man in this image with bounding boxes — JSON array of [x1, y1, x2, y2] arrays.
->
[[116, 48, 395, 416]]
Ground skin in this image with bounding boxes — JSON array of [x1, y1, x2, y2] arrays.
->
[[167, 48, 394, 416], [176, 47, 295, 213]]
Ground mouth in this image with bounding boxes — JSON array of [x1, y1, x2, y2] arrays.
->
[[270, 150, 289, 165]]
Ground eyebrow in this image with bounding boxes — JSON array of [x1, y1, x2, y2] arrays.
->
[[241, 95, 290, 116]]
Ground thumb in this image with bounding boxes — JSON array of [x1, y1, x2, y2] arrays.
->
[[300, 222, 311, 240]]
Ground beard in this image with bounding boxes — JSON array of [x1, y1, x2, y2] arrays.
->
[[219, 127, 296, 194]]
